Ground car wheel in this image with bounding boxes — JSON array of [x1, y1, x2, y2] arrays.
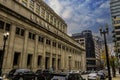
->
[[19, 77, 23, 80]]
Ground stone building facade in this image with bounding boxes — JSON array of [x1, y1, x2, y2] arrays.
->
[[0, 0, 85, 73]]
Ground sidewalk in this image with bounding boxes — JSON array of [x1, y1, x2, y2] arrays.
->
[[112, 74, 120, 80], [106, 74, 120, 80]]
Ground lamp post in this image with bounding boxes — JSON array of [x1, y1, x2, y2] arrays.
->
[[0, 32, 9, 75], [99, 24, 112, 80]]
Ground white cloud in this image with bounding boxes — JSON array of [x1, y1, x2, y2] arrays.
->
[[97, 19, 105, 23], [46, 0, 63, 15], [62, 7, 73, 19], [99, 1, 110, 9], [44, 0, 111, 35]]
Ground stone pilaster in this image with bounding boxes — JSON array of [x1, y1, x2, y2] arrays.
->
[[3, 24, 16, 72], [33, 34, 38, 70], [42, 37, 46, 70], [21, 30, 28, 68]]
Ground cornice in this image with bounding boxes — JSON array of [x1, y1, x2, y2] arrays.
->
[[38, 0, 67, 26]]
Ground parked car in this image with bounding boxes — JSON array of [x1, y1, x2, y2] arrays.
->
[[98, 69, 108, 78], [7, 69, 35, 80], [35, 69, 51, 80], [103, 69, 108, 78], [0, 77, 2, 80], [97, 71, 106, 79], [35, 69, 45, 80], [88, 72, 100, 80], [48, 72, 86, 80]]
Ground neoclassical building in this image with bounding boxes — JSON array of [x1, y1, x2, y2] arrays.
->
[[0, 0, 85, 73]]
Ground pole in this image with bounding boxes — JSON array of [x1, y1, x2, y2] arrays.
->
[[103, 31, 112, 80]]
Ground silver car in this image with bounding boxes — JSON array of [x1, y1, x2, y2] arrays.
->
[[88, 72, 100, 80]]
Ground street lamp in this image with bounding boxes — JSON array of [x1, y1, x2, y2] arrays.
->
[[99, 24, 112, 80], [0, 32, 9, 75]]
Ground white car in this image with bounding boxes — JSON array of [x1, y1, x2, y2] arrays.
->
[[88, 72, 100, 80], [0, 76, 2, 80]]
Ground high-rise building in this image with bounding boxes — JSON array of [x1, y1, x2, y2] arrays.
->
[[0, 0, 85, 73], [110, 0, 120, 18], [93, 36, 103, 70], [72, 30, 96, 70], [110, 0, 120, 60]]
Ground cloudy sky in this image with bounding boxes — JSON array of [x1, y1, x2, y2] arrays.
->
[[44, 0, 112, 37]]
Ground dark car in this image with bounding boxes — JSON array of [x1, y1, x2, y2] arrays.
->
[[7, 69, 35, 80], [48, 72, 85, 80], [35, 69, 45, 80], [35, 69, 51, 80]]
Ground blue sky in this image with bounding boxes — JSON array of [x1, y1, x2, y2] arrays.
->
[[44, 0, 112, 37]]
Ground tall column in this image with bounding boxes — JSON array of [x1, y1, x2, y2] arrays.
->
[[3, 24, 16, 72], [21, 30, 28, 68], [33, 34, 38, 71], [49, 40, 52, 69], [55, 55, 58, 71], [59, 47, 66, 70], [42, 37, 46, 70], [55, 42, 58, 71]]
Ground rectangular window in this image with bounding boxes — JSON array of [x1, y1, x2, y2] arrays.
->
[[16, 27, 25, 36], [41, 7, 45, 18], [0, 20, 11, 31], [29, 32, 32, 39], [29, 0, 34, 10], [36, 3, 40, 14], [0, 20, 5, 29], [27, 54, 32, 66], [46, 11, 49, 21], [62, 46, 65, 50], [5, 23, 11, 31], [32, 34, 35, 40], [28, 32, 35, 40], [50, 15, 53, 24], [16, 27, 20, 35], [22, 0, 28, 6], [46, 39, 51, 45], [13, 52, 20, 66], [38, 36, 44, 43], [56, 21, 59, 28], [58, 44, 61, 48], [54, 18, 56, 26], [66, 47, 68, 51], [37, 55, 42, 66], [52, 42, 56, 47], [21, 29, 25, 36]]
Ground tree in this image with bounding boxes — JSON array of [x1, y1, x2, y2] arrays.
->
[[110, 55, 116, 77]]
